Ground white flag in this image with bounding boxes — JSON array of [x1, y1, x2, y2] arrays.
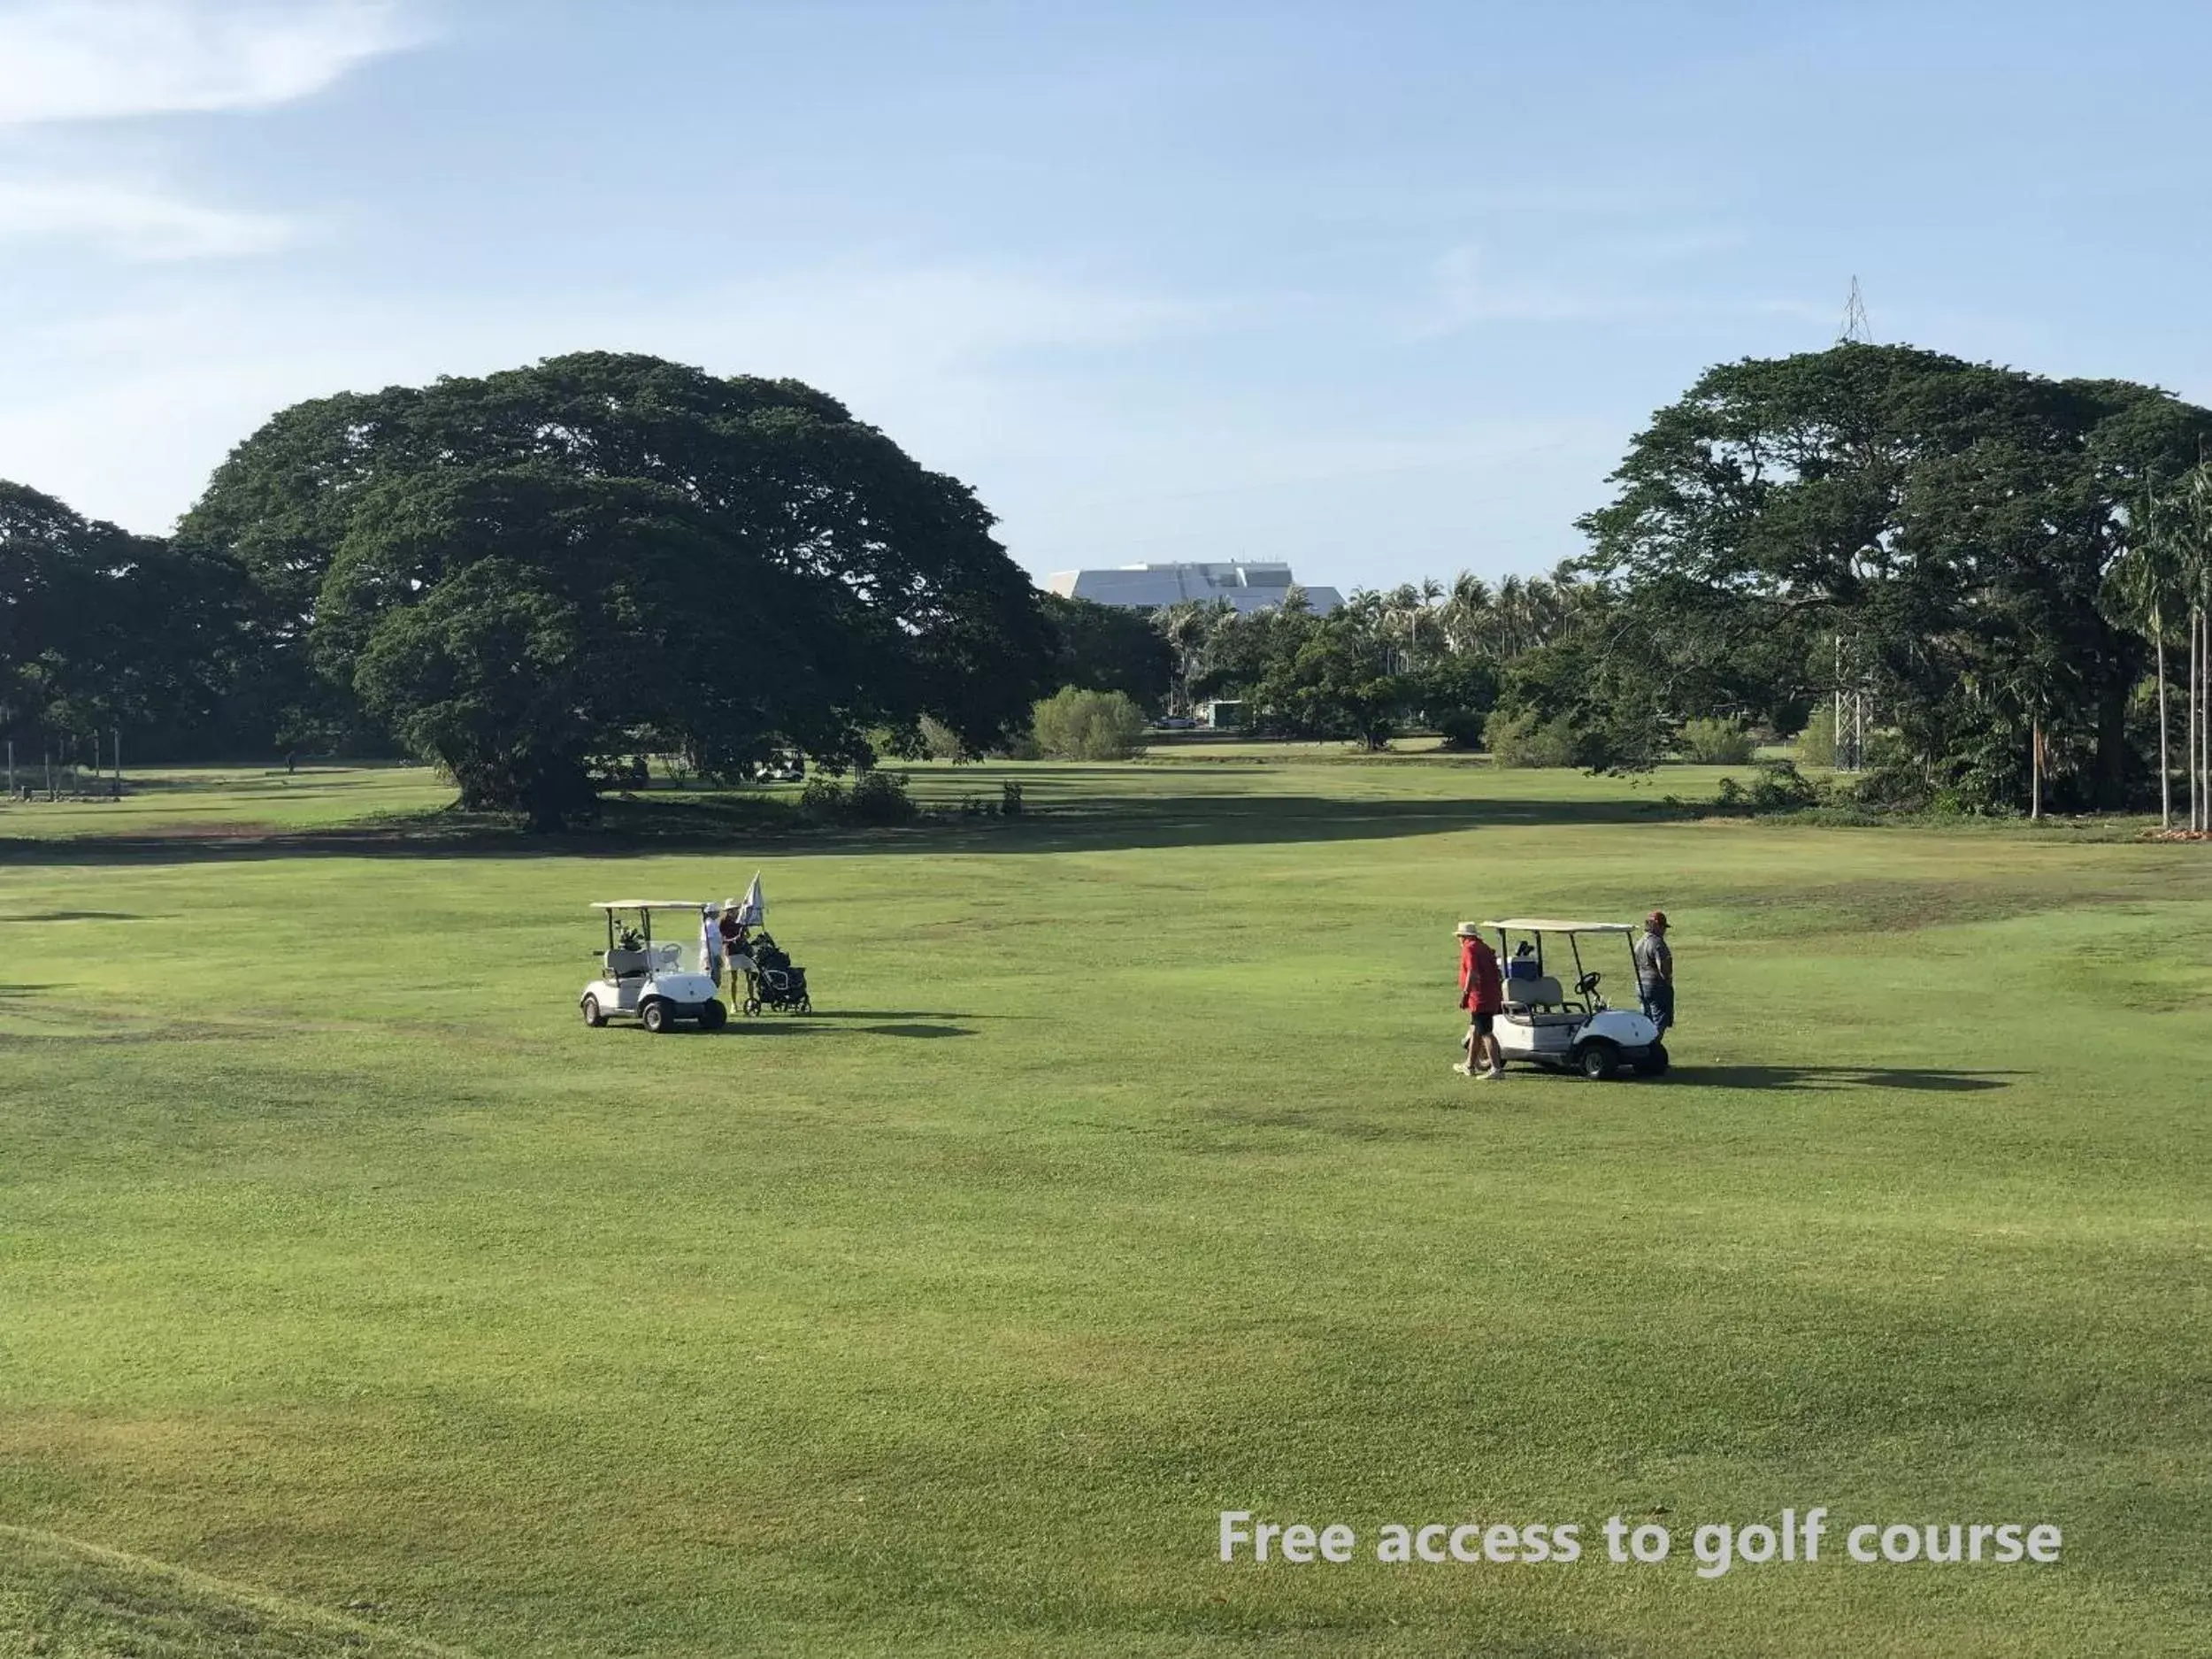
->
[[737, 872, 765, 926]]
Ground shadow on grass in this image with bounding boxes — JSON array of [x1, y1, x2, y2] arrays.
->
[[801, 1009, 986, 1022], [707, 1018, 975, 1040], [1672, 1064, 2019, 1093], [0, 910, 145, 923], [0, 790, 1686, 866]]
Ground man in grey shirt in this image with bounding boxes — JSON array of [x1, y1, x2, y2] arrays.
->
[[1633, 910, 1674, 1035]]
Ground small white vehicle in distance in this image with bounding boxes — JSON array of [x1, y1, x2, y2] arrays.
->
[[580, 901, 727, 1033], [1483, 918, 1667, 1079]]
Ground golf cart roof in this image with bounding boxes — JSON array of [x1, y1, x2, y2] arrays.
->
[[1483, 918, 1635, 935], [591, 900, 707, 912]]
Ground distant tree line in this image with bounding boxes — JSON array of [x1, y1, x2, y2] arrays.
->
[[8, 342, 2209, 823], [1154, 344, 2212, 817]]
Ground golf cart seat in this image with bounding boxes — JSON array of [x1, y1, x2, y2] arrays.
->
[[603, 948, 650, 979], [1503, 976, 1586, 1028]]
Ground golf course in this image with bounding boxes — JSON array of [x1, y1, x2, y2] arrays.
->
[[2, 752, 2207, 1657]]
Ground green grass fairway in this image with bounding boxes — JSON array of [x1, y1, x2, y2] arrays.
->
[[2, 757, 2208, 1656]]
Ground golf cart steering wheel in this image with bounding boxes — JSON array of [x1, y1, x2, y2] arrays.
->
[[1576, 970, 1602, 997]]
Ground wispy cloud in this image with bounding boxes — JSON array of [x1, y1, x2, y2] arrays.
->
[[1409, 244, 1652, 335], [0, 260, 1218, 530], [1404, 240, 1821, 341], [0, 175, 289, 256], [0, 0, 424, 125], [0, 1, 423, 260]]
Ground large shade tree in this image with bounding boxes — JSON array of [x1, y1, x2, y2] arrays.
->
[[1578, 344, 2212, 810], [180, 353, 1054, 820]]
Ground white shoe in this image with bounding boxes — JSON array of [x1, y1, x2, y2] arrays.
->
[[1486, 1067, 1508, 1080], [1452, 1062, 1474, 1076]]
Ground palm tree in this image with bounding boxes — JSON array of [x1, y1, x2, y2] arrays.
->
[[1495, 574, 1528, 658], [2185, 463, 2212, 833], [2102, 482, 2186, 828], [1440, 572, 1494, 657], [1157, 600, 1221, 716]]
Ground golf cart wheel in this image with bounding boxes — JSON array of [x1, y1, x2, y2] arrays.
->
[[641, 999, 669, 1034], [1577, 1041, 1620, 1080], [699, 1001, 727, 1032], [742, 997, 762, 1017], [1637, 1042, 1670, 1077], [580, 995, 605, 1028]]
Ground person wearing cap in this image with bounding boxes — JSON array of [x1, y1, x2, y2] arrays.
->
[[1455, 922, 1506, 1079], [1633, 911, 1674, 1035]]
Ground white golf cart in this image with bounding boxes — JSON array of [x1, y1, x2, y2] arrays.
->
[[580, 901, 727, 1033], [1483, 918, 1667, 1079]]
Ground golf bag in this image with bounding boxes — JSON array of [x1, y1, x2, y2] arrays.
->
[[741, 930, 811, 1015]]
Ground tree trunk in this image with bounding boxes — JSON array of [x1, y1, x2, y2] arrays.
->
[[2193, 604, 2205, 832], [2193, 603, 2205, 831], [2030, 715, 2042, 820], [2199, 602, 2209, 832], [2156, 610, 2170, 829]]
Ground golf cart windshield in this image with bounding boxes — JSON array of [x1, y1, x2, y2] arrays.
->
[[591, 901, 710, 974]]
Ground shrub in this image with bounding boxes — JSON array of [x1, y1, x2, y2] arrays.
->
[[1793, 703, 1838, 768], [1747, 758, 1822, 810], [1713, 759, 1826, 815], [918, 715, 968, 762], [797, 776, 847, 822], [1678, 717, 1757, 765], [1001, 780, 1024, 818], [1032, 687, 1149, 760], [1434, 708, 1486, 752], [1486, 708, 1579, 768], [849, 770, 917, 824]]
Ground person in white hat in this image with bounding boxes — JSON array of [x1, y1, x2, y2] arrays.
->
[[1455, 921, 1507, 1079]]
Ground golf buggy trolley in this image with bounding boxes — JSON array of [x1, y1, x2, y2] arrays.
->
[[580, 901, 727, 1033], [735, 931, 810, 1016], [1483, 918, 1668, 1079]]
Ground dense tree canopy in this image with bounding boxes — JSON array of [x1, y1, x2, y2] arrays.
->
[[179, 352, 1055, 817], [1578, 345, 2212, 809], [1038, 592, 1175, 710], [0, 480, 242, 760]]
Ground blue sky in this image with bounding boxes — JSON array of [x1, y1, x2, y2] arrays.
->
[[4, 1, 2210, 593]]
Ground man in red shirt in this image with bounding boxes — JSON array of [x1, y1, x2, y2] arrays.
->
[[1456, 922, 1507, 1079]]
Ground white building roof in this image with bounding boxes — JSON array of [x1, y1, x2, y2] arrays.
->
[[1046, 561, 1342, 616]]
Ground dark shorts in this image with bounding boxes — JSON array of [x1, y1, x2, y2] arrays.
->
[[1468, 1010, 1495, 1035]]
